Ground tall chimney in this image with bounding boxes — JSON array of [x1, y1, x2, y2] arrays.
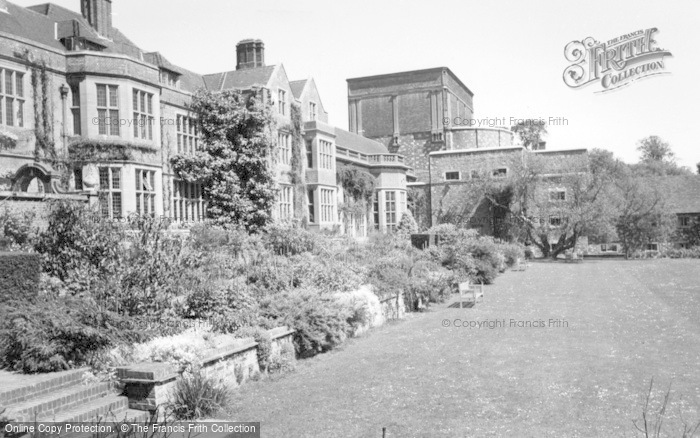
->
[[81, 0, 113, 38], [236, 39, 265, 70]]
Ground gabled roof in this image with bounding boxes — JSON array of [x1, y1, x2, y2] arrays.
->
[[203, 65, 277, 91], [334, 128, 389, 155], [290, 79, 307, 99], [651, 175, 700, 215]]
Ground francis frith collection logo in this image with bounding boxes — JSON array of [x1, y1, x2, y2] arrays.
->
[[563, 28, 672, 93]]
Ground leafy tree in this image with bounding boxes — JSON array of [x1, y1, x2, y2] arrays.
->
[[170, 89, 277, 232], [511, 119, 547, 149], [631, 136, 692, 176], [637, 135, 674, 163], [477, 149, 619, 258]]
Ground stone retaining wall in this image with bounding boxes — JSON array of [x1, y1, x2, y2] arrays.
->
[[116, 326, 295, 414]]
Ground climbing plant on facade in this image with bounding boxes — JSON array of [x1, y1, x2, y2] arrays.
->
[[288, 103, 306, 223], [29, 59, 55, 160], [336, 165, 376, 227], [170, 89, 278, 232]]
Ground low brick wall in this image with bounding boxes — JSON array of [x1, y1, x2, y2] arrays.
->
[[116, 326, 295, 413]]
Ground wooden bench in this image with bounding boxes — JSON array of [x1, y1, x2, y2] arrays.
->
[[458, 281, 484, 308]]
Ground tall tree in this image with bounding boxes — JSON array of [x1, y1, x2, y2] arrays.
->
[[511, 119, 548, 149], [632, 136, 692, 176], [614, 172, 675, 257], [477, 149, 618, 258], [170, 89, 277, 232], [637, 135, 674, 163]]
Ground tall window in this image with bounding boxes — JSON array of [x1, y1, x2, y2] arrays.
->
[[307, 189, 315, 223], [400, 191, 407, 218], [70, 84, 81, 135], [319, 140, 333, 170], [373, 193, 379, 230], [306, 140, 314, 168], [279, 185, 293, 221], [0, 69, 24, 127], [278, 89, 286, 115], [385, 191, 397, 231], [135, 169, 156, 217], [177, 115, 198, 154], [98, 167, 122, 219], [309, 102, 317, 120], [132, 89, 154, 140], [320, 188, 334, 223], [278, 132, 291, 165], [97, 84, 119, 136], [173, 179, 205, 222]]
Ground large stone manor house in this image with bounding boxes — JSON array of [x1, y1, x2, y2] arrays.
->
[[1, 0, 698, 247], [0, 0, 411, 236]]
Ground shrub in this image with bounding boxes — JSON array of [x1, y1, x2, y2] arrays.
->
[[35, 200, 123, 282], [0, 297, 144, 373], [260, 288, 351, 356], [0, 252, 41, 302], [130, 327, 218, 373], [397, 211, 419, 234], [264, 224, 318, 256], [662, 247, 700, 259], [499, 242, 525, 267], [334, 285, 383, 335], [0, 208, 36, 250], [367, 261, 410, 299], [170, 370, 231, 420]]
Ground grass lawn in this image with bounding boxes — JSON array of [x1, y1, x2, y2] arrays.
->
[[226, 260, 700, 437]]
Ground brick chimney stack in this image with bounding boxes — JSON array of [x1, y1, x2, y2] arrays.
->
[[81, 0, 113, 38], [236, 39, 265, 70]]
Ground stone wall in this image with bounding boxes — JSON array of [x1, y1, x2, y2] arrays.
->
[[117, 327, 295, 414]]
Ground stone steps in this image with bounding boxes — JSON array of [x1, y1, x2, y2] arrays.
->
[[5, 381, 113, 422], [0, 368, 89, 406], [0, 369, 148, 433]]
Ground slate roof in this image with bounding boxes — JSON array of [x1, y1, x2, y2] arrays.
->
[[289, 79, 307, 99], [143, 52, 183, 74], [0, 2, 65, 50], [202, 65, 276, 92], [652, 175, 700, 215], [334, 128, 388, 155], [26, 3, 142, 59]]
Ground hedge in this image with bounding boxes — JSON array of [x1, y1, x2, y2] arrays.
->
[[0, 252, 41, 302]]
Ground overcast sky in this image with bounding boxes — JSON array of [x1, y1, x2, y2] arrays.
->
[[15, 0, 700, 169]]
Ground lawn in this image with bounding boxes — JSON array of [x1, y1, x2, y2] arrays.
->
[[226, 260, 700, 437]]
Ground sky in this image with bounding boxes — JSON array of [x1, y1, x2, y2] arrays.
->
[[14, 0, 700, 169]]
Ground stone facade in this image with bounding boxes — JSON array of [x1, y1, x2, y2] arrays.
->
[[0, 1, 410, 236]]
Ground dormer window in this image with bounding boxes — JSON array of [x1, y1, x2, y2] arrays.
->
[[160, 70, 180, 88]]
